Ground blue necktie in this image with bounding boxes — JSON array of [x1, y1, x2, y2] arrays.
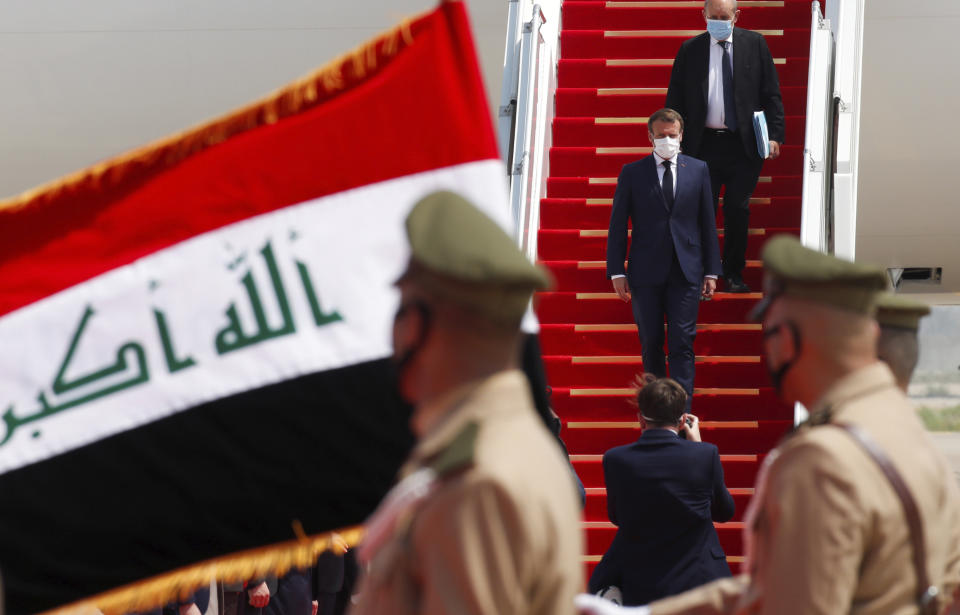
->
[[662, 160, 674, 210], [720, 41, 737, 132]]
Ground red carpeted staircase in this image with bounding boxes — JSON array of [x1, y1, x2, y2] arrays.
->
[[535, 0, 812, 579]]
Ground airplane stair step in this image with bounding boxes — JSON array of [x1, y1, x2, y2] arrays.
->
[[537, 0, 811, 578]]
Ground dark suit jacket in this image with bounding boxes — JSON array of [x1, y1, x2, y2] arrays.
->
[[606, 154, 720, 286], [665, 28, 785, 160], [588, 429, 736, 606]]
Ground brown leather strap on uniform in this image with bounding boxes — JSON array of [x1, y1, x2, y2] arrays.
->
[[835, 423, 940, 614]]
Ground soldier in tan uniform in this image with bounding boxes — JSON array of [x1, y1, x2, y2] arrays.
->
[[351, 191, 584, 615], [577, 236, 960, 614], [875, 292, 931, 392]]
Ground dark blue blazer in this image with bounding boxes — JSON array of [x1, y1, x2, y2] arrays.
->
[[606, 154, 721, 286], [588, 429, 735, 606]]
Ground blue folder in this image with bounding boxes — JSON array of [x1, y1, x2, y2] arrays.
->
[[753, 111, 770, 159]]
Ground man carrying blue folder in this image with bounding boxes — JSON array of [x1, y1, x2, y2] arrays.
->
[[665, 0, 785, 293]]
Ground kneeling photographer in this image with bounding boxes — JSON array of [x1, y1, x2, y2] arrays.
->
[[588, 374, 735, 606]]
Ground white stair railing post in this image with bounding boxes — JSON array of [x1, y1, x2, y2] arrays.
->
[[497, 0, 523, 166], [799, 0, 835, 254], [796, 0, 836, 425], [509, 5, 545, 252], [499, 0, 561, 260], [829, 0, 867, 261]]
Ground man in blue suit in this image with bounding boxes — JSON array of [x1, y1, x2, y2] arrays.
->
[[588, 376, 735, 605], [606, 108, 721, 410]]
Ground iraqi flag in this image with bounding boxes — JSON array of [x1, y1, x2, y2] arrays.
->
[[0, 3, 529, 612]]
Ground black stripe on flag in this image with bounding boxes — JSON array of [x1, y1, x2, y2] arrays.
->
[[0, 358, 414, 613]]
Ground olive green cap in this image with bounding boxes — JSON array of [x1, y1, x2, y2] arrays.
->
[[397, 191, 552, 325], [749, 235, 888, 321], [875, 292, 931, 330]]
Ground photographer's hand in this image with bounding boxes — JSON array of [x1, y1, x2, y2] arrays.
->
[[681, 413, 702, 442]]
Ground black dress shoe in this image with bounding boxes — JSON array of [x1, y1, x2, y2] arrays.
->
[[724, 276, 751, 293]]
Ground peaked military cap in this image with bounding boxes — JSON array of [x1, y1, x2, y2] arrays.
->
[[397, 190, 552, 325], [749, 235, 888, 321], [875, 292, 931, 330]]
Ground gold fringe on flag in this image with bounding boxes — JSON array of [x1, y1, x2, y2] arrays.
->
[[0, 11, 417, 214], [42, 526, 365, 615]]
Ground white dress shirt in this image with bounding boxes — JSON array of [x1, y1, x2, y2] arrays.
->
[[705, 33, 734, 130], [611, 152, 716, 281]]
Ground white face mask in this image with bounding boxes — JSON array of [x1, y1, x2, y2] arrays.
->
[[653, 136, 681, 159]]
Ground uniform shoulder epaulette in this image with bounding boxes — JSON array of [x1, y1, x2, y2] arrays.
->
[[427, 421, 478, 478], [780, 406, 834, 444], [805, 406, 834, 428]]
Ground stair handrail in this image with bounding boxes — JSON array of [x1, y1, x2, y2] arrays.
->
[[795, 0, 836, 425], [799, 1, 836, 255], [497, 0, 524, 167], [497, 0, 561, 261], [510, 4, 546, 258], [825, 0, 866, 260]]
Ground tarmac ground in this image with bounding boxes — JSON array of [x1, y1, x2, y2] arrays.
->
[[929, 432, 960, 484]]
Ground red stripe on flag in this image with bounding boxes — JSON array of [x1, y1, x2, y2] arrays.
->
[[0, 1, 496, 318]]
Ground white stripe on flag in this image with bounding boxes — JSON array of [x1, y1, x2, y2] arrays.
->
[[0, 159, 513, 474]]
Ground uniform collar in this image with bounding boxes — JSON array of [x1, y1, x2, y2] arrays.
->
[[808, 362, 899, 423], [402, 369, 530, 477]]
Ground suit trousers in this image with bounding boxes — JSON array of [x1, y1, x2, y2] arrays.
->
[[698, 130, 763, 280], [630, 252, 700, 411]]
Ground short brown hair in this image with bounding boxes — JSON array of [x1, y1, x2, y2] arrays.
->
[[647, 108, 685, 135], [633, 373, 687, 425]]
